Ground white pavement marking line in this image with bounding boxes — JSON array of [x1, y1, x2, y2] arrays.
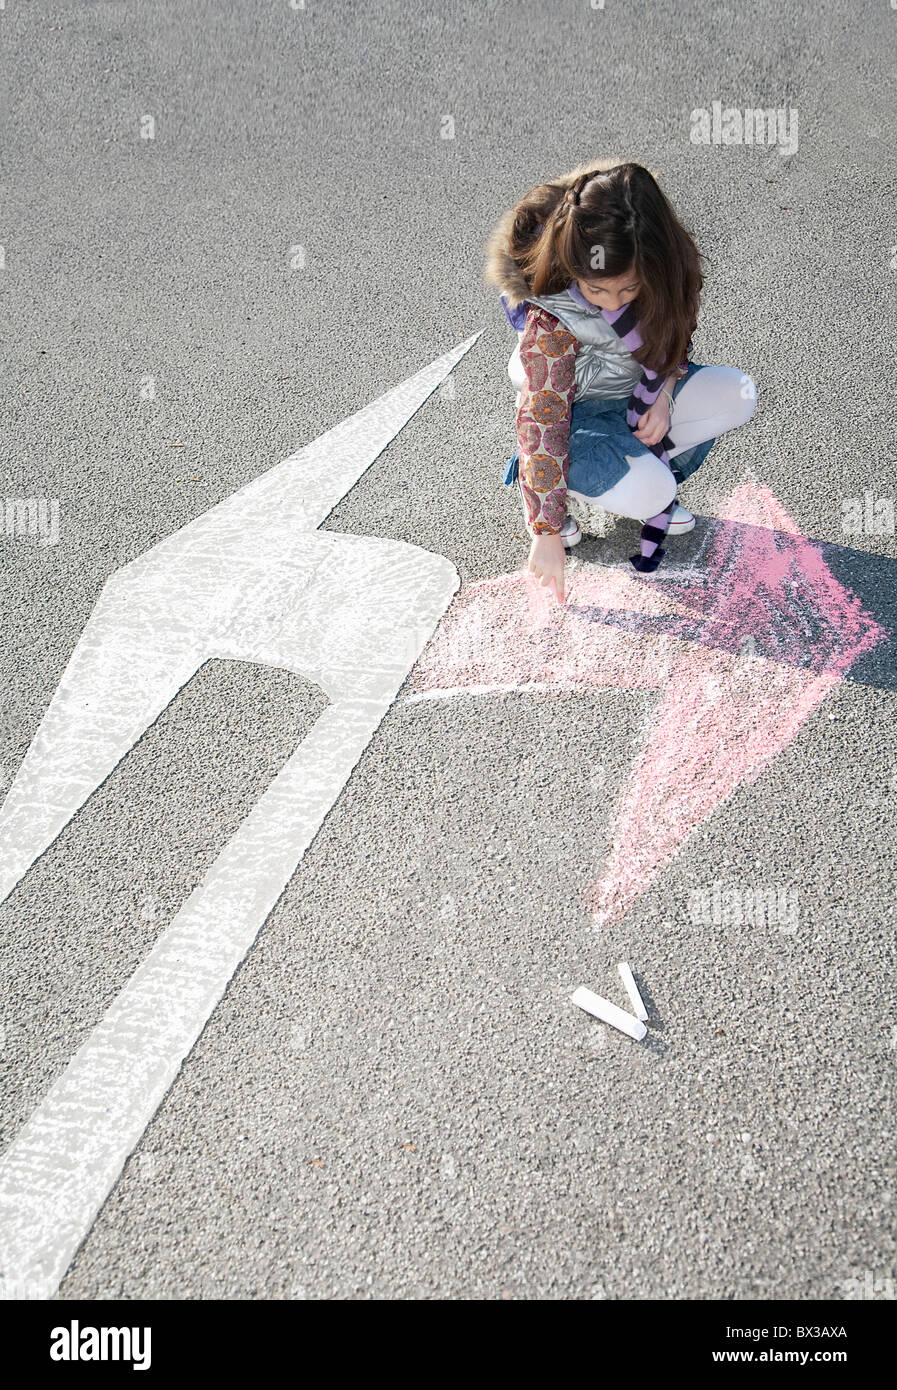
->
[[0, 332, 481, 1301], [569, 987, 647, 1042]]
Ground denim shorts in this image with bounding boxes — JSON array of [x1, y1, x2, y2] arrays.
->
[[502, 361, 717, 496]]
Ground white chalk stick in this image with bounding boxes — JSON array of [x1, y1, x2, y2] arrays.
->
[[570, 987, 647, 1041], [617, 961, 648, 1022]]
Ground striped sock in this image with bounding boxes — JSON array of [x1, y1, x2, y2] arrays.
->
[[632, 502, 675, 572]]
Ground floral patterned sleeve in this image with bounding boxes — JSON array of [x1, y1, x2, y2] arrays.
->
[[516, 305, 580, 536]]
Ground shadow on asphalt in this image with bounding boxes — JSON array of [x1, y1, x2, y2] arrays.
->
[[571, 516, 896, 692]]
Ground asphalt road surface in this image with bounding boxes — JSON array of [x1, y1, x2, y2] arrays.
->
[[1, 0, 895, 1301]]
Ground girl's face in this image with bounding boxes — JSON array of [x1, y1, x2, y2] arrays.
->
[[574, 268, 640, 313]]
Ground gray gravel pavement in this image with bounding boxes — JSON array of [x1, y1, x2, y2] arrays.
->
[[1, 0, 895, 1300]]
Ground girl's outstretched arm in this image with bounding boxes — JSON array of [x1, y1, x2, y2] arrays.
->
[[515, 304, 579, 604], [516, 305, 579, 536]]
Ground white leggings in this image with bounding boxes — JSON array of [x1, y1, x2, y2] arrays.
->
[[593, 366, 757, 521]]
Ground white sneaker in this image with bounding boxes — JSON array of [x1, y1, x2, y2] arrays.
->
[[560, 514, 582, 548], [666, 503, 696, 535], [565, 492, 614, 538]]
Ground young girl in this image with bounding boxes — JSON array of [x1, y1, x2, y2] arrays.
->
[[485, 158, 757, 602]]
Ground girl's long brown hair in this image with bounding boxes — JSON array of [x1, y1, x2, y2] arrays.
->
[[499, 162, 703, 377]]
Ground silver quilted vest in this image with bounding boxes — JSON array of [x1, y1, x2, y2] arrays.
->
[[507, 289, 644, 401]]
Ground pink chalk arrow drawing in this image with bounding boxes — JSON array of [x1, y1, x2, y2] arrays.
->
[[405, 480, 887, 929]]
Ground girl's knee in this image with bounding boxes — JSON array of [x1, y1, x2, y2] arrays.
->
[[736, 371, 758, 425], [688, 365, 757, 429], [718, 367, 757, 426]]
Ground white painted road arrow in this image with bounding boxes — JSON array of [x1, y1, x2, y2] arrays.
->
[[0, 333, 480, 1300]]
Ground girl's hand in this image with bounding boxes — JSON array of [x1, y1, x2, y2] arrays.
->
[[527, 532, 566, 604], [633, 395, 670, 448]]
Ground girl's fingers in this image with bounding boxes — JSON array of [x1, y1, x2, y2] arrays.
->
[[539, 569, 559, 603], [635, 413, 668, 447], [537, 571, 563, 604]]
